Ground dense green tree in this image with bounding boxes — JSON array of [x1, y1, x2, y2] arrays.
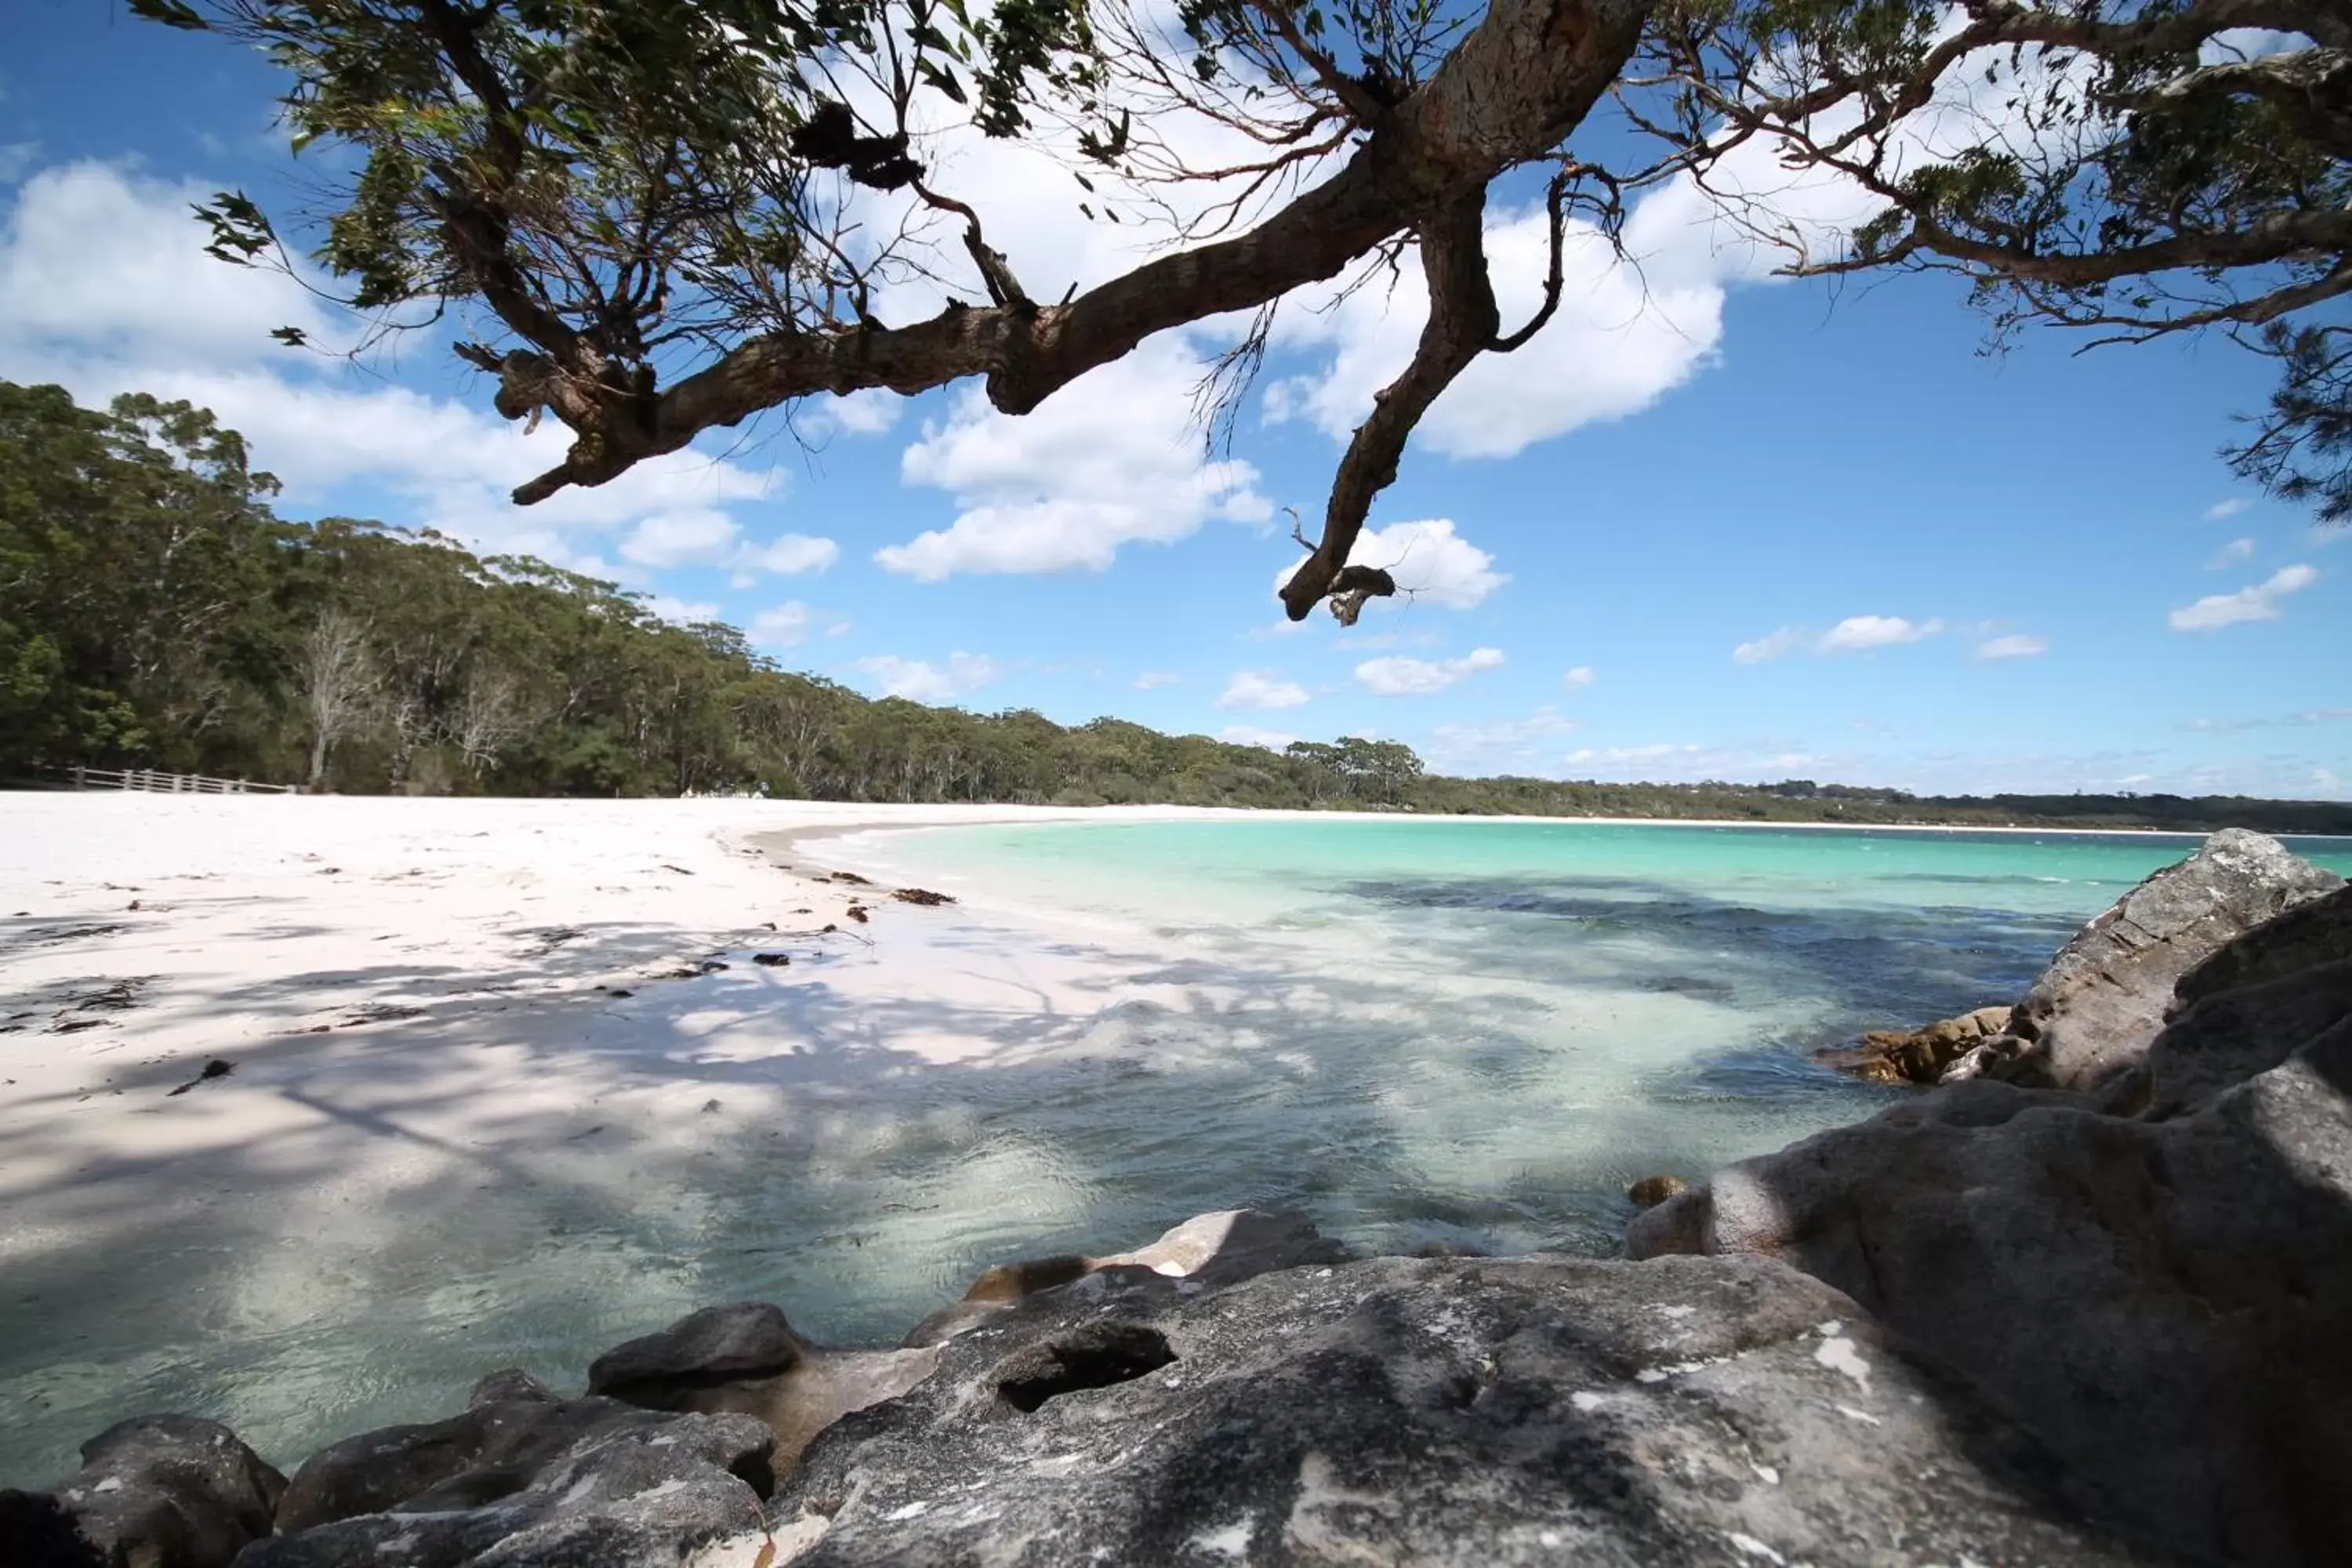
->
[[6, 379, 2347, 829]]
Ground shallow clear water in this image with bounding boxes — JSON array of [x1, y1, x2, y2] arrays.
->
[[5, 818, 2346, 1483]]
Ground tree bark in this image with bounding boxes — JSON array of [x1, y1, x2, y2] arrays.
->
[[492, 0, 1653, 603]]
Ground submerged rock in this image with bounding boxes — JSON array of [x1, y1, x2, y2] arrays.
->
[[761, 1252, 2139, 1566], [1631, 885, 2352, 1565], [588, 1302, 937, 1472], [1624, 1174, 1687, 1209], [0, 1414, 284, 1568], [245, 1407, 773, 1568]]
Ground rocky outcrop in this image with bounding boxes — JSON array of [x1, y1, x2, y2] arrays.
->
[[0, 1414, 285, 1568], [1813, 1003, 2016, 1083], [243, 1407, 774, 1568], [587, 1302, 938, 1471], [2011, 828, 2341, 1091], [269, 1370, 732, 1534], [900, 1207, 1346, 1347], [1812, 831, 2341, 1090], [759, 1251, 2140, 1566], [1631, 868, 2352, 1565]]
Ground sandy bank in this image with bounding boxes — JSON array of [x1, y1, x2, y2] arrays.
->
[[0, 795, 1243, 1476]]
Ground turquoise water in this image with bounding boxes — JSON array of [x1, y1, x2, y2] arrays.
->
[[831, 818, 2352, 1261], [5, 818, 2343, 1484]]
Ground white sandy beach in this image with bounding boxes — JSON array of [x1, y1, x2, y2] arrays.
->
[[1, 793, 1277, 1474]]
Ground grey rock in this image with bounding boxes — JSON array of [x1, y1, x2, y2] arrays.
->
[[2, 1414, 284, 1568], [588, 1302, 805, 1393], [590, 1302, 936, 1472], [902, 1208, 1345, 1348], [2168, 883, 2352, 1014], [273, 1393, 682, 1534], [1629, 973, 2352, 1564], [241, 1409, 773, 1568], [2140, 957, 2352, 1119], [1934, 1032, 2045, 1085], [2012, 828, 2341, 1091], [758, 1252, 2141, 1566]]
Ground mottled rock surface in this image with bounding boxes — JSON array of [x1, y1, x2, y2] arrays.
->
[[590, 1301, 936, 1470], [901, 1208, 1345, 1348], [242, 1408, 773, 1568], [274, 1379, 694, 1534], [2013, 828, 2340, 1091], [759, 1253, 2141, 1566], [1632, 889, 2352, 1566], [0, 1414, 283, 1568]]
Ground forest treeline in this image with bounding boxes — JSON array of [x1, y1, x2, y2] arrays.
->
[[5, 381, 2349, 834]]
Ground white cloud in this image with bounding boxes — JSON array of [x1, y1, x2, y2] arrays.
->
[[1219, 725, 1300, 751], [1737, 617, 1944, 661], [1218, 670, 1311, 710], [2199, 30, 2314, 67], [1564, 742, 1824, 782], [643, 594, 720, 625], [851, 652, 1004, 702], [621, 510, 740, 568], [731, 533, 840, 581], [0, 160, 786, 577], [1974, 633, 2050, 661], [2169, 564, 2318, 632], [1133, 670, 1183, 689], [2204, 536, 2256, 570], [0, 161, 336, 368], [1355, 647, 1506, 697], [1428, 708, 1581, 772], [1733, 626, 1806, 665], [795, 388, 904, 440], [880, 336, 1271, 580], [1271, 517, 1506, 612], [1571, 743, 1704, 766], [2205, 499, 2256, 521], [1818, 615, 1944, 652], [748, 602, 848, 648], [1264, 201, 1726, 461], [1562, 666, 1595, 688], [2182, 706, 2352, 734]]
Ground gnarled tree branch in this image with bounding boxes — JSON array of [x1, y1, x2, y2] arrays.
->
[[1279, 185, 1500, 619]]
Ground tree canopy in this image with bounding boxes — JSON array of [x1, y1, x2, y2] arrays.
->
[[136, 0, 2348, 622]]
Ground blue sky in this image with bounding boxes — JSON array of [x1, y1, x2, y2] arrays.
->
[[5, 2, 2346, 797]]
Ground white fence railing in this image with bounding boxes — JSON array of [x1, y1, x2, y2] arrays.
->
[[62, 766, 298, 796]]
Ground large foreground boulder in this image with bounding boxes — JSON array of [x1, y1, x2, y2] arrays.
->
[[754, 1252, 2143, 1566], [1631, 887, 2352, 1565], [243, 1401, 774, 1568], [2009, 828, 2340, 1091], [0, 1414, 284, 1568]]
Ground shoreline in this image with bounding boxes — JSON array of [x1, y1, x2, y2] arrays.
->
[[0, 793, 2321, 1487]]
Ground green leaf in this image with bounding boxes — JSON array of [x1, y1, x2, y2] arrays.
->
[[125, 0, 209, 30]]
